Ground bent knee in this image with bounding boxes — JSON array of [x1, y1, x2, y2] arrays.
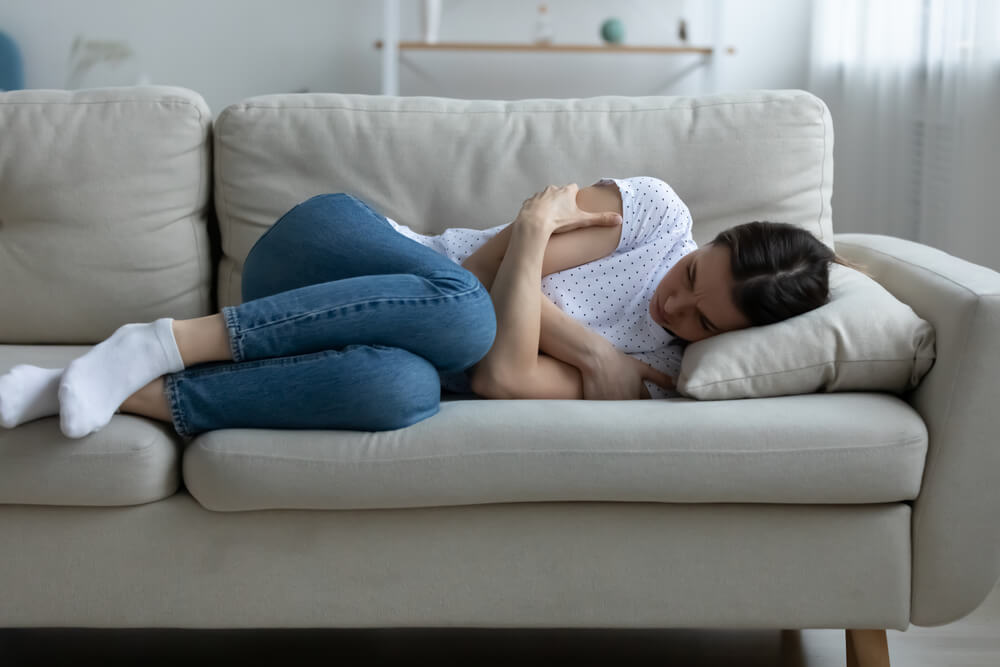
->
[[426, 270, 497, 370], [298, 192, 362, 211], [363, 347, 441, 430], [426, 267, 485, 297], [457, 297, 497, 370]]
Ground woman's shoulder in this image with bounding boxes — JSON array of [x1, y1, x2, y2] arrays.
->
[[598, 176, 683, 204], [612, 176, 690, 220], [594, 176, 692, 253], [630, 176, 682, 199]]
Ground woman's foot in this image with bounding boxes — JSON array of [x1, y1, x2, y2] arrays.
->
[[119, 377, 173, 424], [0, 365, 63, 428], [0, 364, 172, 431], [57, 314, 231, 439], [58, 318, 186, 439]]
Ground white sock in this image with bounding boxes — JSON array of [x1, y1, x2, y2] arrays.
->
[[58, 318, 185, 439], [0, 365, 64, 428]]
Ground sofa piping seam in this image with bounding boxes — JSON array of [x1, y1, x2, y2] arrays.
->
[[190, 108, 209, 315], [910, 295, 981, 584], [225, 94, 818, 116], [192, 434, 927, 465], [834, 241, 1000, 298], [680, 357, 935, 389], [817, 95, 828, 244], [215, 119, 237, 309], [0, 98, 204, 108]]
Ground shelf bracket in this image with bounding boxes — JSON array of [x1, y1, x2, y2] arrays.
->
[[381, 0, 400, 95]]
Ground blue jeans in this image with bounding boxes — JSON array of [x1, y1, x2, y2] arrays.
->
[[162, 194, 497, 438]]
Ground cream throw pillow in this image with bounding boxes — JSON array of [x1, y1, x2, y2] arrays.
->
[[675, 264, 936, 400]]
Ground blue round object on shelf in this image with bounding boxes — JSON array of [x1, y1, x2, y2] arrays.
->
[[600, 18, 625, 44]]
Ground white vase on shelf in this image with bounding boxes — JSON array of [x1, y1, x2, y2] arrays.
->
[[533, 4, 554, 44], [422, 0, 442, 43]]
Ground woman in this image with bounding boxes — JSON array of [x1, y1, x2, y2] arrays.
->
[[0, 177, 841, 439]]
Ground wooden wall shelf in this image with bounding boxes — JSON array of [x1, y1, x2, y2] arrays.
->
[[375, 41, 715, 55], [376, 0, 733, 94]]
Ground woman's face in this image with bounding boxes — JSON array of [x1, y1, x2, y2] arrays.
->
[[649, 243, 752, 343]]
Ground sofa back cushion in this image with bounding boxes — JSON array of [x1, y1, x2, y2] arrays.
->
[[213, 90, 833, 308], [0, 86, 213, 343]]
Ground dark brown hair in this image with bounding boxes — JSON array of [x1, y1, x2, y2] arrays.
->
[[711, 221, 861, 327]]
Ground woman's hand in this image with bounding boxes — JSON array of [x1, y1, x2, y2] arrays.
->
[[515, 184, 623, 235], [581, 345, 675, 400]]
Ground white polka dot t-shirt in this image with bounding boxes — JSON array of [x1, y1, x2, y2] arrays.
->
[[385, 176, 697, 399]]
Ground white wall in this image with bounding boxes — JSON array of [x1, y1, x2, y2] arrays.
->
[[1, 0, 812, 113], [387, 0, 812, 99]]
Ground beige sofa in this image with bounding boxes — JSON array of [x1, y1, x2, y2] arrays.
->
[[1, 86, 999, 660]]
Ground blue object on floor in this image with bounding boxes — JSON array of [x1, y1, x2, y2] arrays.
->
[[0, 30, 25, 91]]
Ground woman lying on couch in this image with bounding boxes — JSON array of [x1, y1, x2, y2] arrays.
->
[[0, 177, 847, 439]]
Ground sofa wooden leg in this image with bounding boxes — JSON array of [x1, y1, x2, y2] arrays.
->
[[845, 629, 890, 667]]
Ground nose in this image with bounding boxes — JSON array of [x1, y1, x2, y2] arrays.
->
[[663, 293, 694, 319]]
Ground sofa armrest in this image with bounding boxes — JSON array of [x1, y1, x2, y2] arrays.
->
[[834, 233, 1000, 627]]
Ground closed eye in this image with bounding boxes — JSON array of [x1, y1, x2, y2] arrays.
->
[[688, 259, 718, 333]]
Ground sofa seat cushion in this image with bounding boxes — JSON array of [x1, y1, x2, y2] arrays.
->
[[0, 346, 182, 506], [183, 392, 927, 511]]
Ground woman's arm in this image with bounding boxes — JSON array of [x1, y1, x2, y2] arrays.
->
[[461, 184, 622, 372], [469, 185, 673, 400], [461, 184, 623, 291], [538, 295, 612, 376], [469, 185, 621, 396], [461, 225, 621, 291], [471, 220, 552, 389], [463, 228, 619, 374]]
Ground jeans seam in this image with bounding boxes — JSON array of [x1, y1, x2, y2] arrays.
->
[[176, 349, 351, 380], [221, 305, 245, 363], [238, 284, 489, 336], [163, 373, 194, 439]]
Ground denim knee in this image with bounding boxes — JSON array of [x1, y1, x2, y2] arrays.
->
[[363, 347, 442, 431], [242, 193, 368, 302], [241, 206, 302, 302], [425, 268, 498, 370], [298, 192, 367, 217], [241, 250, 275, 303], [460, 293, 497, 368]]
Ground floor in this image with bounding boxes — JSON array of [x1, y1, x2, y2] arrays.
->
[[2, 581, 998, 666]]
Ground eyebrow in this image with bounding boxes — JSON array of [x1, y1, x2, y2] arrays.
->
[[691, 259, 720, 333]]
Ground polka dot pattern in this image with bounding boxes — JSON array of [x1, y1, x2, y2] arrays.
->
[[387, 176, 697, 398]]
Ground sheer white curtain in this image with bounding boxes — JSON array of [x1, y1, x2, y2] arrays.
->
[[808, 0, 1000, 270]]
